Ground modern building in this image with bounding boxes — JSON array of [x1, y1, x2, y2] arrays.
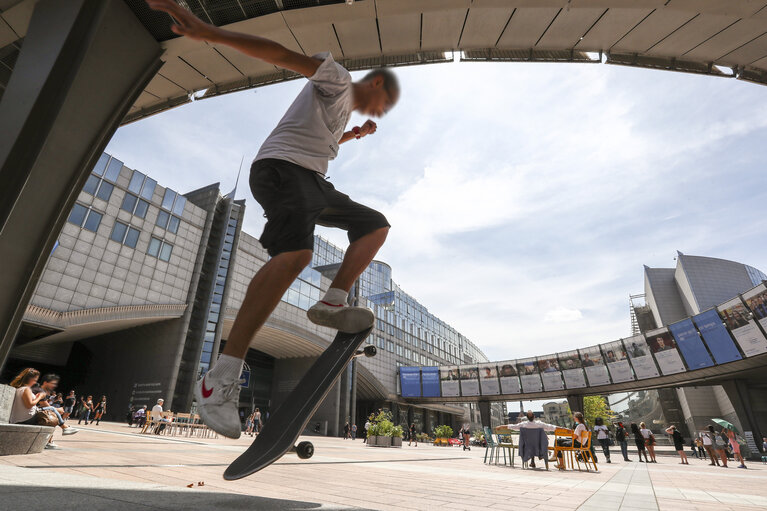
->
[[626, 252, 767, 438], [2, 152, 498, 435], [542, 401, 570, 427]]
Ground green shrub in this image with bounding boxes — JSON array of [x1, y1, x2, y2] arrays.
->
[[472, 429, 485, 441], [416, 433, 431, 442], [433, 425, 453, 439], [391, 425, 404, 438], [377, 419, 394, 437]]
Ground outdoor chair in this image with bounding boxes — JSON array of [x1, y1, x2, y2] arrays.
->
[[494, 426, 515, 467], [558, 431, 597, 472], [483, 426, 498, 464], [518, 427, 548, 470]]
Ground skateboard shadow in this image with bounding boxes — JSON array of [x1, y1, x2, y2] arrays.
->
[[0, 484, 377, 510]]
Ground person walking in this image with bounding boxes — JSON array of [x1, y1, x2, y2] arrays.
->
[[253, 408, 262, 434], [639, 422, 657, 463], [343, 421, 350, 440], [614, 422, 631, 462], [363, 419, 371, 444], [710, 426, 728, 467], [631, 423, 650, 463], [408, 423, 418, 447], [726, 429, 746, 469], [91, 395, 106, 425], [351, 423, 357, 440], [701, 429, 719, 465], [78, 395, 94, 425], [593, 417, 611, 463], [665, 425, 688, 464], [244, 413, 254, 436], [690, 439, 700, 459], [147, 0, 398, 441], [460, 424, 471, 451]]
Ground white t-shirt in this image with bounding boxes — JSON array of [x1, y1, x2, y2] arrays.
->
[[255, 52, 353, 175], [151, 404, 163, 420], [574, 423, 589, 444], [701, 432, 713, 445], [640, 428, 652, 439], [593, 425, 609, 440], [507, 420, 558, 432]]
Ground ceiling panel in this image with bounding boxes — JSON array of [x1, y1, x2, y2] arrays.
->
[[684, 19, 767, 61], [0, 17, 16, 47], [180, 46, 244, 83], [215, 12, 304, 54], [1, 0, 33, 38], [575, 8, 653, 51], [647, 14, 739, 57], [751, 55, 767, 70], [376, 0, 470, 16], [286, 23, 343, 57], [143, 73, 186, 99], [334, 18, 381, 58], [497, 8, 561, 48], [421, 7, 468, 50], [377, 12, 421, 54], [611, 8, 696, 53], [719, 32, 767, 65], [156, 56, 212, 92], [458, 4, 514, 49], [666, 0, 767, 17], [213, 45, 279, 77], [571, 0, 665, 6], [132, 90, 161, 110], [536, 7, 606, 48]]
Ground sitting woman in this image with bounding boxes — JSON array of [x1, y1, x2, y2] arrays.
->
[[555, 411, 589, 470], [9, 368, 46, 425]]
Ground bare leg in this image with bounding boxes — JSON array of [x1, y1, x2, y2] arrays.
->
[[329, 227, 389, 293], [223, 249, 313, 359]]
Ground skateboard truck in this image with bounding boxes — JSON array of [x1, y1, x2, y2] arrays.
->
[[354, 345, 376, 358], [288, 441, 314, 459]]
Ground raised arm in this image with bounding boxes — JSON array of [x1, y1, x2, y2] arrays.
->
[[147, 0, 321, 77]]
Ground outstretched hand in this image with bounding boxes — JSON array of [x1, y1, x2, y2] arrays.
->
[[146, 0, 215, 41], [359, 120, 377, 137]]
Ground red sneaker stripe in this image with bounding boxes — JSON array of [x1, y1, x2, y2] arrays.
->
[[320, 301, 345, 307], [201, 375, 213, 398]]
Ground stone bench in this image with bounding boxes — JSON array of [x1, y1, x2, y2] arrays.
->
[[0, 383, 54, 455]]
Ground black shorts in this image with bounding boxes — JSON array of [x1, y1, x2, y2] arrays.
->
[[250, 159, 390, 257]]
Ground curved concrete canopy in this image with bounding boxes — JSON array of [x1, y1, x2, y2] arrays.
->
[[4, 1, 764, 122]]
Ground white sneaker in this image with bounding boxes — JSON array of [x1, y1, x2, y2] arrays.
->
[[307, 301, 374, 333], [62, 427, 79, 436], [45, 442, 61, 450], [194, 372, 243, 439]]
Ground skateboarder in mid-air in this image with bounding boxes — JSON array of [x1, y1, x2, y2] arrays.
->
[[147, 0, 398, 439]]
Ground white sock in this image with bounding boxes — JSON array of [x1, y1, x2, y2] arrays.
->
[[322, 288, 348, 305], [210, 354, 243, 380]]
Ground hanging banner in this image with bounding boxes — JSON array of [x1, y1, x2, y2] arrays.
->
[[498, 362, 521, 394], [558, 350, 587, 388], [743, 284, 767, 331], [718, 297, 767, 357], [478, 364, 500, 395], [421, 366, 441, 397], [459, 366, 480, 396], [624, 335, 659, 379], [399, 367, 421, 397], [602, 340, 634, 383], [579, 346, 610, 386], [693, 309, 742, 364], [516, 358, 543, 393], [668, 318, 714, 370], [537, 355, 564, 391], [439, 366, 460, 397], [646, 328, 686, 375]]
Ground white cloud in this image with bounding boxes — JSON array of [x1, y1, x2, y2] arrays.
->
[[544, 307, 583, 323]]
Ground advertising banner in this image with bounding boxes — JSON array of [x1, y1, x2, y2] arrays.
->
[[743, 284, 767, 331], [439, 366, 460, 397], [558, 351, 587, 388], [718, 297, 767, 357], [537, 355, 564, 391], [516, 358, 543, 393], [399, 366, 421, 397], [459, 366, 480, 397], [478, 364, 501, 395], [602, 340, 634, 383], [421, 366, 441, 397], [693, 309, 742, 364], [579, 346, 610, 386], [646, 328, 686, 375], [498, 361, 521, 394], [668, 318, 714, 370], [624, 335, 659, 379]]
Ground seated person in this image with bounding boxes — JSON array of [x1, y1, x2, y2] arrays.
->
[[9, 368, 46, 425], [507, 410, 557, 467], [151, 399, 170, 434], [33, 374, 78, 435], [132, 406, 148, 428], [554, 411, 589, 470]]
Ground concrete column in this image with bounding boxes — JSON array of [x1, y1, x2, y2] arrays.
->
[[349, 358, 358, 428], [721, 380, 763, 458], [479, 401, 491, 428], [0, 0, 162, 370], [567, 395, 585, 415]]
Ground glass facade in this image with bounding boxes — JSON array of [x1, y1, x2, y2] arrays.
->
[[746, 265, 767, 286], [67, 203, 103, 233]]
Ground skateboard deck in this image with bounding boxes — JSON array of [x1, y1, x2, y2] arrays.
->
[[224, 326, 373, 480]]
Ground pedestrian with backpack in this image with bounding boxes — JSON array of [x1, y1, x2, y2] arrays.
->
[[614, 422, 631, 461]]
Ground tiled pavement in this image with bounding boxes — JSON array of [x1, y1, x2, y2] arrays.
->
[[0, 422, 765, 510]]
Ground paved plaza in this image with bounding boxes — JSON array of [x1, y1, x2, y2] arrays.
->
[[1, 422, 765, 511]]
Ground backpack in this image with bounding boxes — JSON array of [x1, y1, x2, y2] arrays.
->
[[615, 427, 625, 442]]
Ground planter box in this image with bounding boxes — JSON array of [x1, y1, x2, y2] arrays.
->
[[377, 436, 391, 447], [391, 437, 402, 447]]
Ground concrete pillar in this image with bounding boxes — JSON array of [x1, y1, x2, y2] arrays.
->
[[349, 358, 358, 428], [567, 395, 584, 415], [0, 0, 162, 370], [721, 380, 763, 458], [479, 401, 491, 428]]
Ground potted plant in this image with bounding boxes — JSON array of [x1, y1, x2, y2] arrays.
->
[[391, 425, 403, 447], [433, 425, 453, 446], [366, 422, 380, 447], [377, 419, 393, 447]]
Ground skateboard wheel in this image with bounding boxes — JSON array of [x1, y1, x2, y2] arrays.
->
[[363, 345, 376, 357], [296, 441, 314, 459]]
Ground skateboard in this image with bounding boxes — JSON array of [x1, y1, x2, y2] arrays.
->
[[224, 326, 374, 480]]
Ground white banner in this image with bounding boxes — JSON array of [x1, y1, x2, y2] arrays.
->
[[478, 364, 500, 395], [580, 347, 610, 386], [541, 370, 564, 391], [624, 335, 659, 379], [719, 297, 767, 357], [499, 375, 521, 394], [603, 340, 634, 383], [459, 366, 480, 397], [519, 373, 543, 393], [646, 328, 686, 375], [562, 368, 587, 388], [439, 367, 460, 397]]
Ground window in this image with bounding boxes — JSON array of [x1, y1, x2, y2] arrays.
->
[[110, 221, 140, 248], [156, 209, 170, 229], [68, 203, 88, 227], [172, 195, 186, 215], [104, 156, 123, 182], [92, 153, 110, 176], [122, 193, 150, 219], [95, 180, 114, 201], [147, 236, 173, 261], [128, 170, 157, 200], [83, 210, 102, 232], [68, 203, 103, 232], [161, 189, 176, 210], [134, 199, 149, 218], [83, 175, 100, 195]]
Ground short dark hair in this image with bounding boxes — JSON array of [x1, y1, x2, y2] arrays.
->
[[40, 373, 60, 384], [595, 417, 603, 426], [363, 67, 399, 97]]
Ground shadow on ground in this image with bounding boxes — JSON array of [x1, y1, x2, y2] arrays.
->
[[0, 484, 373, 510]]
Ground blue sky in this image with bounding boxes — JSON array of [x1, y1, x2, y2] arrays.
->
[[107, 59, 767, 364]]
